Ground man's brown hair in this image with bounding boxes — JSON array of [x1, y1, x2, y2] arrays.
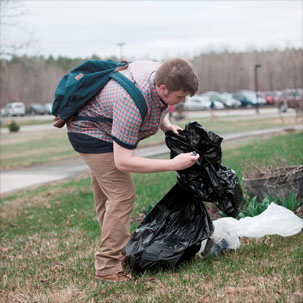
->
[[155, 58, 198, 96]]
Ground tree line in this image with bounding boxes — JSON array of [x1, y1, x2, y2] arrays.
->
[[192, 47, 302, 94], [0, 48, 302, 108]]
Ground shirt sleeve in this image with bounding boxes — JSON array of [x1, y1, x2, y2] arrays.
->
[[111, 92, 142, 149]]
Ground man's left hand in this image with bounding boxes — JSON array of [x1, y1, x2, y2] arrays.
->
[[164, 124, 182, 134]]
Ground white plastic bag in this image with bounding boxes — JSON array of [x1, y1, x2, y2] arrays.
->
[[199, 203, 303, 257]]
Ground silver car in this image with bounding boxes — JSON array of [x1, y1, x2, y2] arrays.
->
[[1, 102, 26, 116], [184, 96, 211, 111]]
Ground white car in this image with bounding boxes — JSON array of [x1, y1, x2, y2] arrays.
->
[[213, 100, 225, 110], [1, 102, 26, 116], [184, 96, 211, 111], [203, 91, 240, 108], [221, 93, 242, 107]]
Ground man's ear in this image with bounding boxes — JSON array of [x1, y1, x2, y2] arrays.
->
[[159, 84, 168, 95]]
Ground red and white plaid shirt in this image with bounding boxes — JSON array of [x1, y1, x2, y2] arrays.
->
[[67, 60, 168, 149]]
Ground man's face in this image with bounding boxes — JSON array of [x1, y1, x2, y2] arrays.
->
[[156, 85, 189, 105]]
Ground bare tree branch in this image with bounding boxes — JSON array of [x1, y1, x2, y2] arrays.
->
[[0, 0, 36, 57]]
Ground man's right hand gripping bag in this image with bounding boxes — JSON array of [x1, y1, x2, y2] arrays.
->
[[125, 122, 243, 274]]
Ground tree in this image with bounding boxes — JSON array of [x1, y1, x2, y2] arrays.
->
[[0, 0, 35, 58]]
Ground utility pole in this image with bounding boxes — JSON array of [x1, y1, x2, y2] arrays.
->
[[254, 64, 262, 114], [117, 42, 126, 60]]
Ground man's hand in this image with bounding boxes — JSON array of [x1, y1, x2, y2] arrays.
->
[[163, 124, 182, 134], [171, 152, 200, 170], [160, 114, 181, 134]]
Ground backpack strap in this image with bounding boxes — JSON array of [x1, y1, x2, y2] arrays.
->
[[109, 72, 147, 121], [75, 71, 147, 123]]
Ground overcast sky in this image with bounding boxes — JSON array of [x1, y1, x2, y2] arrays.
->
[[8, 0, 303, 60]]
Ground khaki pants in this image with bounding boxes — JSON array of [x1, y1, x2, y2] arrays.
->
[[80, 152, 135, 276]]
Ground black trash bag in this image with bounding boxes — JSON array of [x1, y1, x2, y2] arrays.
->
[[165, 121, 244, 217], [125, 122, 243, 274], [125, 183, 213, 274]]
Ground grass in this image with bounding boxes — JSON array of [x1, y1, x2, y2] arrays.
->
[[221, 131, 303, 182], [1, 134, 76, 169], [1, 131, 303, 302], [0, 113, 302, 170], [1, 117, 53, 128]]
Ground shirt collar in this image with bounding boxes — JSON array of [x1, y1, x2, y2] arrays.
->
[[150, 72, 168, 109]]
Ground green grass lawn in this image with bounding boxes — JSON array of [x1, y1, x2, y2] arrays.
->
[[1, 117, 54, 128], [1, 114, 302, 170], [0, 131, 302, 302], [222, 131, 303, 182]]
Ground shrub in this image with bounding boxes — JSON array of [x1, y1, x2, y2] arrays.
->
[[8, 121, 20, 132]]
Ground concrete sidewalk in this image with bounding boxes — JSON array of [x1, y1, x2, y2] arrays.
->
[[1, 125, 302, 195]]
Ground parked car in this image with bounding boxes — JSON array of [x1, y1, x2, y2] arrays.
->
[[264, 91, 281, 105], [28, 103, 47, 115], [212, 100, 225, 110], [202, 91, 225, 106], [221, 93, 242, 108], [184, 95, 211, 111], [232, 90, 266, 107], [43, 103, 52, 114], [273, 89, 303, 112], [202, 91, 224, 101], [203, 91, 241, 108], [256, 92, 267, 105], [1, 102, 26, 116]]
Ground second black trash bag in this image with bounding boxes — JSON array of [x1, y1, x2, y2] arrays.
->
[[125, 183, 213, 274]]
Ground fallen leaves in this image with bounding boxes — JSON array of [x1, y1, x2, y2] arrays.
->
[[183, 273, 190, 280], [263, 236, 274, 248], [240, 237, 252, 245], [294, 206, 303, 217], [49, 262, 64, 273], [294, 290, 303, 298], [130, 212, 145, 224], [32, 250, 39, 257], [40, 278, 49, 284]]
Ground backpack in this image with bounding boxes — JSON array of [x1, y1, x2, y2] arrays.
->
[[52, 60, 147, 128]]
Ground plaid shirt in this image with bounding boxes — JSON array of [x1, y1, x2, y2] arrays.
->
[[67, 61, 168, 149]]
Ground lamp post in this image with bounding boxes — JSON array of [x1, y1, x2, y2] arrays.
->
[[254, 64, 262, 114], [117, 42, 126, 60]]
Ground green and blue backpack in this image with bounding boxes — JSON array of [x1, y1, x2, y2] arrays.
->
[[52, 60, 147, 128]]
